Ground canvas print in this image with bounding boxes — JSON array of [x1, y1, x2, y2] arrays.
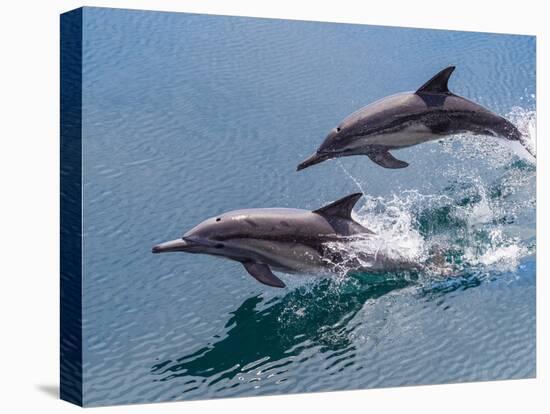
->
[[60, 7, 536, 407]]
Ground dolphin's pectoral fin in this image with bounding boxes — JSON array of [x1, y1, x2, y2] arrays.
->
[[366, 151, 409, 169], [242, 262, 286, 288]]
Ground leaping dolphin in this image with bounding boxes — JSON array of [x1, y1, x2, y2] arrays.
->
[[152, 193, 410, 288], [297, 66, 530, 171]]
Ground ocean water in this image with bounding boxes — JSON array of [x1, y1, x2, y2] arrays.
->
[[80, 7, 536, 406]]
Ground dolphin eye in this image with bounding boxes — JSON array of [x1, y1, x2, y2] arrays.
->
[[214, 243, 224, 248], [216, 218, 221, 222]]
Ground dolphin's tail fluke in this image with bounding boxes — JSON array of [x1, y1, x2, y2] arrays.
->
[[499, 117, 522, 142], [497, 117, 536, 158], [520, 138, 536, 158]]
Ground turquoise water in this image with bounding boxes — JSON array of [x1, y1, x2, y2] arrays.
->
[[80, 7, 536, 406]]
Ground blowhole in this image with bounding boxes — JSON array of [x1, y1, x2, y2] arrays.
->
[[216, 218, 221, 222], [214, 243, 224, 249]]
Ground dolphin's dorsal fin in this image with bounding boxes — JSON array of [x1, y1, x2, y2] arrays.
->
[[416, 66, 455, 94], [313, 193, 362, 220]]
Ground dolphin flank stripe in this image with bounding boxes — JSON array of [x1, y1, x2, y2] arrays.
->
[[341, 109, 479, 144], [213, 232, 346, 245]]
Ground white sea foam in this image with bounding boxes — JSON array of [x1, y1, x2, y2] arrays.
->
[[509, 106, 537, 158], [439, 107, 536, 165], [306, 106, 536, 293]]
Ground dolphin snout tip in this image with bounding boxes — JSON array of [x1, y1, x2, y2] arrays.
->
[[296, 152, 326, 171], [152, 239, 184, 253]]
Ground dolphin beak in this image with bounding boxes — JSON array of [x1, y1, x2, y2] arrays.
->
[[152, 238, 195, 254], [296, 152, 329, 171]]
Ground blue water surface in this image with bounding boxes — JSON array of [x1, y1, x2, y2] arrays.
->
[[80, 7, 536, 406]]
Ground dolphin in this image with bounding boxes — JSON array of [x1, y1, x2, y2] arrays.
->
[[152, 193, 410, 288], [297, 66, 529, 171]]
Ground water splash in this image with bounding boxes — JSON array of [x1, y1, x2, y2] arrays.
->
[[510, 106, 537, 158], [150, 106, 535, 392], [328, 107, 536, 286], [323, 191, 431, 276], [439, 107, 536, 165]]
